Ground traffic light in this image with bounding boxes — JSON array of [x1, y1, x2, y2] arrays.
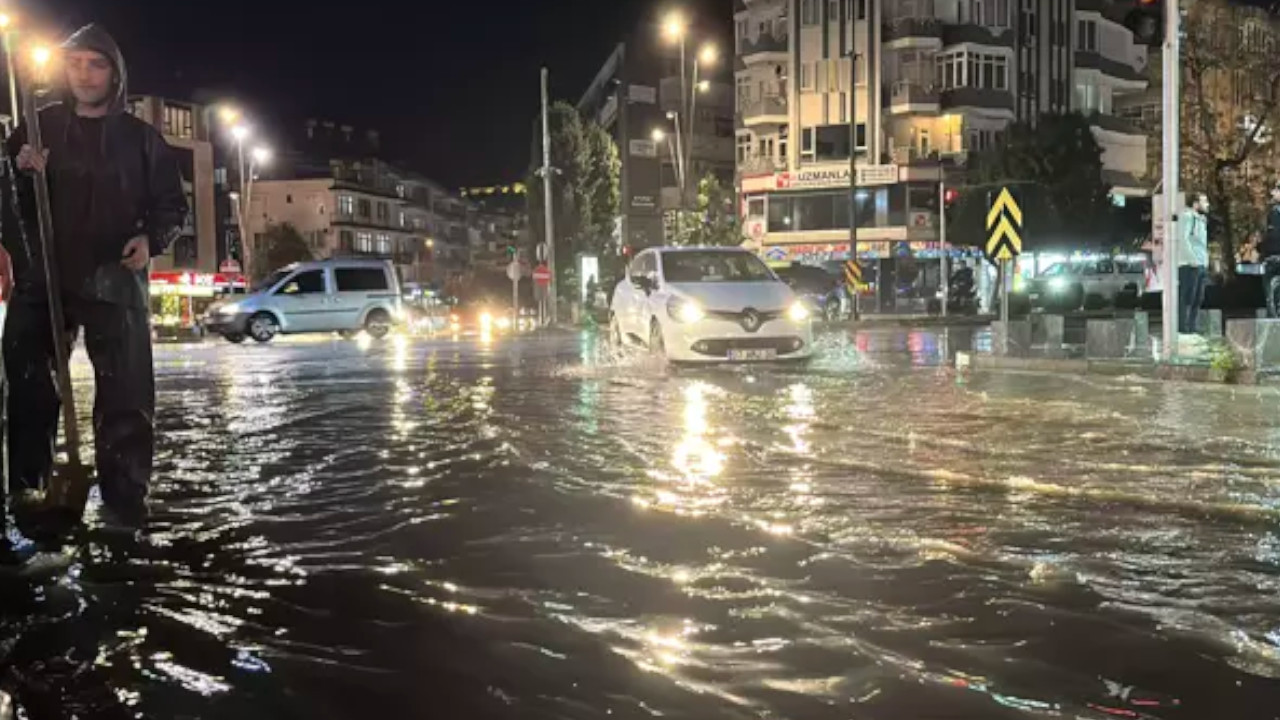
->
[[943, 187, 959, 226], [506, 245, 517, 258], [1124, 0, 1163, 46]]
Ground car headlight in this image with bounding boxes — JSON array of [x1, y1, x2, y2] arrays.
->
[[496, 317, 512, 330], [667, 298, 705, 323], [787, 301, 811, 322], [1048, 277, 1068, 292], [219, 303, 242, 315]]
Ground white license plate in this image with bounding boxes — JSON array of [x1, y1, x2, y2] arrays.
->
[[728, 348, 777, 361]]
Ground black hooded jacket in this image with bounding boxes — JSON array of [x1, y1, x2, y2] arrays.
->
[[1, 24, 187, 309]]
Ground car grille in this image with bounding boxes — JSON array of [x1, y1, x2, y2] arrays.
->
[[705, 308, 784, 333], [690, 337, 805, 357]]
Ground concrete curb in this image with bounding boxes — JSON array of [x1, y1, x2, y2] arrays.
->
[[961, 352, 1269, 386]]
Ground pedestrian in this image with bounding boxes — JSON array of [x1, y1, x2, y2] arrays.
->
[[1177, 193, 1209, 337], [0, 24, 187, 551]]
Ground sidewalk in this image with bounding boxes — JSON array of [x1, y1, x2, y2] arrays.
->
[[836, 313, 995, 329]]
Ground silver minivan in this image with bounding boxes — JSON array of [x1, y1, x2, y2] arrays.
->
[[205, 258, 402, 344]]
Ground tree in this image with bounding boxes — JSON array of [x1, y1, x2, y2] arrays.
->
[[255, 223, 313, 281], [672, 173, 744, 247], [1182, 0, 1280, 276], [968, 112, 1116, 248], [526, 102, 621, 299]]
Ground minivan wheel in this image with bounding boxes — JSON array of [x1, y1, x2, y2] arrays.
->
[[248, 312, 278, 343], [224, 333, 246, 345], [365, 310, 392, 339]]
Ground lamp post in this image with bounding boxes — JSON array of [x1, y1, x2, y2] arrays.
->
[[0, 12, 18, 127], [230, 123, 253, 278], [686, 44, 716, 204]]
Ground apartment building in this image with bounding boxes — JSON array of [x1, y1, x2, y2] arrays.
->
[[579, 25, 736, 249], [734, 0, 1150, 265], [127, 96, 220, 273], [248, 158, 468, 287]]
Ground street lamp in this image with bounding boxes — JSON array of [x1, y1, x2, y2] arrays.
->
[[686, 42, 717, 195]]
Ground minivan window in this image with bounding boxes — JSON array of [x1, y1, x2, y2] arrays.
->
[[279, 270, 326, 295], [255, 269, 292, 292], [335, 268, 389, 292]]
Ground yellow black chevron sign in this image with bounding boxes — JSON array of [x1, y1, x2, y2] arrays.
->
[[844, 260, 862, 291], [985, 187, 1023, 262]]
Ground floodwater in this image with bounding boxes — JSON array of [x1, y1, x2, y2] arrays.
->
[[2, 328, 1278, 719]]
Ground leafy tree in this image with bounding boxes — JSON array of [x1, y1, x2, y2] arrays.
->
[[526, 102, 621, 299], [255, 223, 313, 281], [1182, 0, 1280, 276], [967, 112, 1115, 248], [672, 173, 744, 247]]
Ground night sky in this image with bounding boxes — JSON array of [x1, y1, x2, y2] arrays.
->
[[26, 0, 732, 188]]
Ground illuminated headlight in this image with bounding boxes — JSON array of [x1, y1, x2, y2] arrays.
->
[[667, 298, 705, 323], [787, 301, 811, 322], [496, 317, 512, 330], [1048, 277, 1068, 292], [479, 311, 494, 328], [220, 303, 242, 315]]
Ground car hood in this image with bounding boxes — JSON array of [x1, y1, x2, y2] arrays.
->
[[667, 282, 795, 312]]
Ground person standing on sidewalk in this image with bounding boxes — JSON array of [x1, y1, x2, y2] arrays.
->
[[1178, 193, 1210, 336], [0, 24, 187, 540], [1260, 184, 1280, 317]]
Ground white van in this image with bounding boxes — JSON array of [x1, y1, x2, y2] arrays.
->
[[204, 258, 402, 344]]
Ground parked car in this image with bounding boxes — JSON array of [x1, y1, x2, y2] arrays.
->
[[1028, 257, 1147, 311], [774, 263, 844, 322], [204, 258, 402, 343], [609, 246, 813, 363]]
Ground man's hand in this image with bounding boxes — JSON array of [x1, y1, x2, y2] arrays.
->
[[121, 235, 150, 271], [16, 144, 48, 173], [0, 244, 12, 302]]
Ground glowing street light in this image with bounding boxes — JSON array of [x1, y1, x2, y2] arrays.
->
[[663, 11, 687, 41], [30, 44, 50, 68], [697, 80, 710, 93], [698, 44, 718, 66], [651, 128, 666, 143], [218, 106, 241, 124], [251, 146, 272, 165], [0, 13, 12, 30], [230, 124, 249, 142]]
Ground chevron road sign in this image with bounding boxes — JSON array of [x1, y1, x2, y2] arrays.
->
[[844, 260, 862, 292], [985, 187, 1023, 263]]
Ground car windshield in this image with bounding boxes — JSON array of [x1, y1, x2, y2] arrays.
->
[[662, 251, 775, 284], [1040, 263, 1079, 278], [254, 269, 293, 293]]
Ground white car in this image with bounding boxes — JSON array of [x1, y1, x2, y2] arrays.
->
[[204, 258, 402, 343], [610, 246, 813, 363]]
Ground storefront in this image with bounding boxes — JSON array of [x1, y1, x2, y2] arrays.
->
[[150, 271, 247, 331], [742, 162, 962, 312]]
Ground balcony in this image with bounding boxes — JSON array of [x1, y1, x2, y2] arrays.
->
[[941, 87, 1014, 114], [883, 17, 943, 43], [739, 32, 788, 62], [1075, 50, 1145, 84], [887, 81, 940, 114], [737, 155, 785, 176], [736, 95, 788, 128]]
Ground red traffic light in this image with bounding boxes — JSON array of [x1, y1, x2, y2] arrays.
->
[[944, 189, 959, 205]]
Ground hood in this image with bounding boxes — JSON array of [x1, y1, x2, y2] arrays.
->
[[59, 24, 128, 115], [667, 281, 795, 313]]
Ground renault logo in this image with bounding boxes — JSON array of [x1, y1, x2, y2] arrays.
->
[[741, 308, 762, 333]]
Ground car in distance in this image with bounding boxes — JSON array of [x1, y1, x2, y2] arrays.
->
[[609, 246, 813, 363], [774, 263, 844, 323], [205, 258, 402, 343], [1028, 256, 1147, 311]]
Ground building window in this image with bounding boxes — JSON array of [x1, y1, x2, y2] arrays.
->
[[357, 198, 372, 218], [737, 76, 752, 108], [376, 233, 391, 254], [855, 123, 867, 150], [935, 50, 1008, 91], [801, 0, 820, 26], [338, 195, 355, 217], [355, 231, 373, 253], [162, 104, 193, 140], [340, 230, 354, 251], [801, 127, 816, 161], [800, 62, 815, 91], [1077, 19, 1098, 51], [1075, 82, 1098, 111], [779, 126, 789, 160], [856, 0, 867, 20], [829, 0, 839, 21], [736, 18, 749, 51], [376, 202, 389, 222], [918, 128, 931, 155], [286, 194, 293, 204], [737, 134, 752, 162]]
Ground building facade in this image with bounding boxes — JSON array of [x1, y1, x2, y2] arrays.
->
[[579, 26, 736, 250], [733, 0, 1150, 265], [127, 96, 220, 273]]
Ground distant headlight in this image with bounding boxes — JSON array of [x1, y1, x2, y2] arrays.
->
[[220, 303, 242, 315], [496, 316, 512, 330], [667, 298, 705, 323], [787, 301, 811, 322], [1048, 277, 1069, 292], [480, 311, 494, 328]]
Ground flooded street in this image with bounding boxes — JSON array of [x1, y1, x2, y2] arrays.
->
[[4, 328, 1279, 719]]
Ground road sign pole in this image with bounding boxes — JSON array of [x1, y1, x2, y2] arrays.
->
[[1160, 0, 1181, 361], [939, 178, 949, 318], [1000, 259, 1011, 329], [541, 68, 559, 326]]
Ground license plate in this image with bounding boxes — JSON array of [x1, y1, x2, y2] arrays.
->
[[728, 348, 777, 361]]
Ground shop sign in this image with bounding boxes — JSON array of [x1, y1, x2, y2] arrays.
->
[[772, 164, 900, 191]]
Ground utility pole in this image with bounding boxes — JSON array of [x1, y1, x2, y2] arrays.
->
[[541, 68, 559, 325], [847, 50, 862, 320], [1159, 0, 1181, 361]]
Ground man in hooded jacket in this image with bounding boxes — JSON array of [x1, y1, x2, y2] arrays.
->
[[0, 24, 187, 541]]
